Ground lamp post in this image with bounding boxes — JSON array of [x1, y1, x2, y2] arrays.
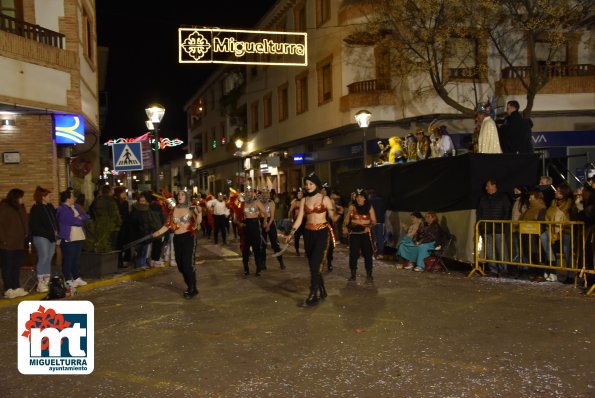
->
[[355, 109, 372, 168], [145, 103, 166, 191], [234, 138, 244, 188]]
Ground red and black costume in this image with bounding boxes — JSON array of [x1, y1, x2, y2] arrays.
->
[[346, 202, 374, 279]]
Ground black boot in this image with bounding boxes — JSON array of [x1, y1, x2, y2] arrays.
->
[[318, 277, 327, 299], [183, 271, 198, 299], [305, 289, 319, 306], [327, 262, 333, 272], [243, 263, 250, 276], [366, 270, 373, 282], [278, 256, 286, 270], [348, 268, 357, 281]]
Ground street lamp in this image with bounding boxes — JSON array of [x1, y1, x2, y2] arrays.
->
[[185, 153, 193, 167], [355, 109, 372, 168], [145, 103, 166, 191], [234, 138, 244, 188]]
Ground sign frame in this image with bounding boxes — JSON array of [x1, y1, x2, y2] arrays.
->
[[179, 28, 308, 66], [112, 142, 144, 172]]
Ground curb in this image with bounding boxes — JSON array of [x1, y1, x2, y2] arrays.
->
[[0, 266, 169, 309]]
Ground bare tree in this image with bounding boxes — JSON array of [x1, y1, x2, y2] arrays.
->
[[363, 0, 593, 116]]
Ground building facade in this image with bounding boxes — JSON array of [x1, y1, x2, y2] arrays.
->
[[184, 0, 594, 195], [0, 0, 99, 208]]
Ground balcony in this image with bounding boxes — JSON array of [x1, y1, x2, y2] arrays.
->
[[0, 13, 64, 49], [497, 64, 595, 95], [340, 79, 395, 111], [502, 64, 594, 79]]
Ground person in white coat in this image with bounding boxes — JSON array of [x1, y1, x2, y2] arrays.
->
[[477, 105, 502, 154]]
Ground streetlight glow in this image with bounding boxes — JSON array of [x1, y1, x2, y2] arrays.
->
[[235, 138, 244, 150]]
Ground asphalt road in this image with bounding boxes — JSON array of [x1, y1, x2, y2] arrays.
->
[[1, 238, 594, 397]]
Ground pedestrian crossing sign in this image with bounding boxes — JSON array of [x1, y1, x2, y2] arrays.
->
[[112, 142, 143, 171]]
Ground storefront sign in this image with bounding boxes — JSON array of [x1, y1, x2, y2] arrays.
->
[[179, 28, 307, 66], [54, 114, 85, 144]]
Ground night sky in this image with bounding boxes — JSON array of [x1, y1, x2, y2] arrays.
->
[[96, 1, 278, 159]]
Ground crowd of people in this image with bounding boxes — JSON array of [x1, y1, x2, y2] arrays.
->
[[476, 175, 595, 283]]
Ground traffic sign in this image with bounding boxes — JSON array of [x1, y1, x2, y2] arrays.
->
[[112, 142, 143, 172]]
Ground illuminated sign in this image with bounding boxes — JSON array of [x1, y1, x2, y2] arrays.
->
[[179, 28, 307, 66], [54, 114, 85, 144], [293, 153, 313, 164]]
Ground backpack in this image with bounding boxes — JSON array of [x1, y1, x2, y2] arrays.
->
[[47, 274, 66, 299]]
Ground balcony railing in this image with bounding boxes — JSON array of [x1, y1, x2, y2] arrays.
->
[[0, 12, 64, 49], [347, 79, 391, 94], [502, 64, 594, 79]]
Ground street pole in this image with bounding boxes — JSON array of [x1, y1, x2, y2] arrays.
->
[[363, 127, 367, 168], [153, 122, 160, 192]]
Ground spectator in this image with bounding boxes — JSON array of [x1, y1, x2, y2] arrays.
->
[[510, 185, 529, 267], [114, 187, 131, 268], [540, 184, 574, 282], [29, 186, 58, 292], [89, 185, 121, 249], [148, 191, 166, 267], [129, 192, 162, 268], [477, 104, 502, 154], [398, 211, 424, 246], [498, 100, 534, 154], [538, 176, 556, 208], [0, 188, 29, 299], [207, 192, 228, 245], [288, 189, 305, 256], [398, 211, 444, 272], [56, 190, 89, 288], [476, 179, 511, 277], [368, 189, 386, 259]]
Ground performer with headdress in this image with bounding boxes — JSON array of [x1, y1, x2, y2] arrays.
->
[[259, 187, 285, 270], [288, 188, 305, 256], [321, 183, 335, 271], [288, 173, 339, 306], [342, 189, 377, 281], [152, 190, 202, 299], [242, 186, 268, 276]]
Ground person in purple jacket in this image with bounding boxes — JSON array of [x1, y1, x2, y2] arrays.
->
[[56, 190, 89, 287]]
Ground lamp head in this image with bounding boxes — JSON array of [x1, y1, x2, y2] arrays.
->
[[354, 109, 372, 128], [145, 103, 166, 123]]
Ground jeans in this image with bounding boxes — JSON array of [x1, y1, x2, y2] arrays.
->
[[33, 236, 55, 276], [373, 223, 385, 255], [135, 243, 149, 267], [540, 231, 571, 275], [61, 240, 83, 281], [0, 249, 24, 290], [484, 234, 508, 275]]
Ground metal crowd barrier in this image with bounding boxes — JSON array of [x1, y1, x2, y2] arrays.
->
[[470, 219, 594, 296]]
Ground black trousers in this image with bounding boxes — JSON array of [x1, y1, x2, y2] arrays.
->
[[304, 226, 330, 290], [294, 220, 305, 252], [213, 214, 227, 244], [243, 219, 263, 272], [173, 232, 195, 289], [261, 220, 283, 266], [0, 249, 24, 290], [349, 232, 374, 273], [151, 236, 164, 261]]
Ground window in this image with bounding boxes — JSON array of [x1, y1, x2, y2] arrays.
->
[[535, 41, 568, 65], [81, 4, 95, 65], [317, 56, 333, 104], [316, 0, 330, 27], [295, 71, 308, 114], [250, 100, 259, 133], [278, 83, 288, 122], [294, 2, 306, 43], [0, 0, 22, 19], [263, 93, 272, 128], [446, 37, 481, 79]]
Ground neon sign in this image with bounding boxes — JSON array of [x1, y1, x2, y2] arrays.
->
[[179, 28, 307, 66], [54, 114, 85, 144], [104, 132, 183, 150]]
